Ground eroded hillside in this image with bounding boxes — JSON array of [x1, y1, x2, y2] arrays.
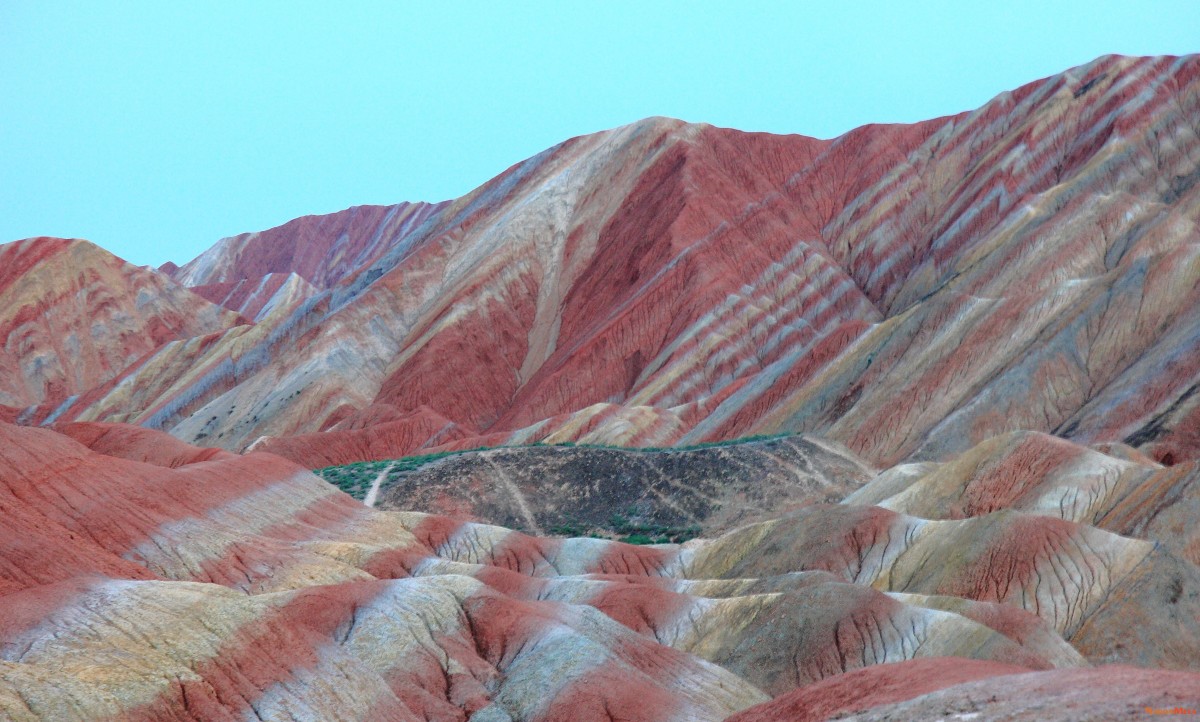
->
[[2, 420, 1199, 719], [3, 54, 1196, 473]]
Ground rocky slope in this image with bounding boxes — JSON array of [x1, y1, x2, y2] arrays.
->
[[0, 238, 244, 410], [845, 429, 1200, 564], [728, 662, 1200, 722], [3, 55, 1196, 474], [8, 420, 1200, 721], [164, 201, 448, 291]]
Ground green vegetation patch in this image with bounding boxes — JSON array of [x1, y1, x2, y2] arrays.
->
[[606, 510, 702, 545], [313, 447, 489, 500]]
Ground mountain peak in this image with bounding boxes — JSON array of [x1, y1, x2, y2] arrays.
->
[[0, 236, 244, 408], [167, 200, 450, 290]]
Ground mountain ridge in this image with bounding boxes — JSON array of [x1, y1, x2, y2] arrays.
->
[[9, 54, 1200, 470]]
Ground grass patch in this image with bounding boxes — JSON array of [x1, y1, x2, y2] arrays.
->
[[313, 448, 494, 499], [607, 510, 701, 545]]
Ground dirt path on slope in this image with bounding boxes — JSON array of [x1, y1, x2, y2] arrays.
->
[[363, 462, 396, 507]]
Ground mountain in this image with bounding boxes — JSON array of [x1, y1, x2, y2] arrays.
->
[[0, 237, 244, 410], [8, 54, 1199, 475], [2, 53, 1200, 720]]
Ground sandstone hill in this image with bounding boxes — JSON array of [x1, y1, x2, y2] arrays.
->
[[4, 420, 1199, 721], [2, 54, 1197, 473]]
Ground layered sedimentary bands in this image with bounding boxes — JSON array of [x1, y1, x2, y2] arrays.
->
[[3, 53, 1200, 719], [2, 53, 1196, 470], [6, 421, 1200, 720]]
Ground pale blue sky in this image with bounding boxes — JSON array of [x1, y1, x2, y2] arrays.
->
[[2, 1, 1197, 268]]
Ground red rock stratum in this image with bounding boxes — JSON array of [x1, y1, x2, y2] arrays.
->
[[9, 55, 1200, 472], [6, 420, 1195, 720]]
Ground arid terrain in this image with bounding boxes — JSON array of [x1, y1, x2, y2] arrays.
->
[[2, 54, 1200, 720]]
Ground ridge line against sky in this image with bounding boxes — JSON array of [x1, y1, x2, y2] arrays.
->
[[2, 1, 1198, 268]]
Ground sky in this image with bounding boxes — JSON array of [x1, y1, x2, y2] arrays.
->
[[2, 2, 1197, 268]]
